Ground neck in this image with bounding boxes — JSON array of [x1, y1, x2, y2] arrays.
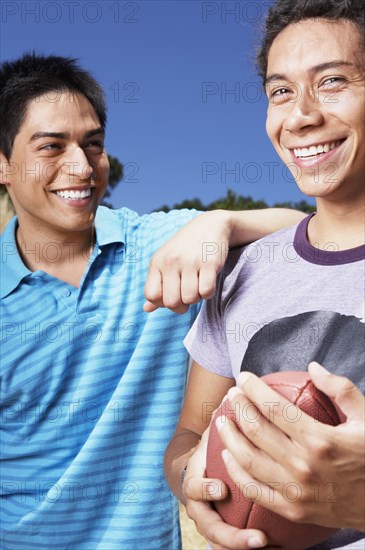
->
[[308, 199, 365, 251], [16, 223, 95, 274]]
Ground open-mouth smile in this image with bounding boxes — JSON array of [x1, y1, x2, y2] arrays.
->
[[288, 139, 346, 167], [55, 188, 92, 200]]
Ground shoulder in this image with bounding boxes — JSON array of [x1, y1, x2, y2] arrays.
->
[[100, 205, 200, 231], [215, 221, 300, 310], [134, 208, 200, 232], [223, 222, 299, 279], [95, 205, 201, 258], [112, 206, 201, 245]]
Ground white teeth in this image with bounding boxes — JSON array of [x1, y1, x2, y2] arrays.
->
[[294, 141, 339, 158], [56, 188, 92, 200]]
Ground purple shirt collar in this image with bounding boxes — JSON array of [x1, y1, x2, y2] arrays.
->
[[294, 214, 365, 266]]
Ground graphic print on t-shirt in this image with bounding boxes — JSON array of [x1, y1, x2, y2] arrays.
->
[[240, 311, 365, 393]]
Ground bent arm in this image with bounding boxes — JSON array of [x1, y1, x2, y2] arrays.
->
[[224, 208, 306, 247], [164, 361, 268, 549], [144, 208, 306, 313], [164, 360, 234, 503]]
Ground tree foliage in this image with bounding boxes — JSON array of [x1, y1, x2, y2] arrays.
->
[[101, 155, 124, 207], [155, 189, 316, 214]]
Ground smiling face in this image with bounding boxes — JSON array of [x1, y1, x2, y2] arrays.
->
[[1, 91, 109, 240], [265, 19, 365, 206]]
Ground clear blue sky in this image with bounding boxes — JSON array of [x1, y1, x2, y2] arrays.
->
[[1, 0, 315, 213]]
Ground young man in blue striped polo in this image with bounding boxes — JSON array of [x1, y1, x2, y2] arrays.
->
[[0, 53, 304, 549]]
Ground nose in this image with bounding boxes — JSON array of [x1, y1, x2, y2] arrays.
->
[[284, 87, 324, 133], [63, 146, 93, 182]]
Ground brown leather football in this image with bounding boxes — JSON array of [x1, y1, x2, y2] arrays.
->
[[206, 371, 345, 550]]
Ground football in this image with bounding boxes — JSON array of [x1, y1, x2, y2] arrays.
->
[[206, 371, 345, 550]]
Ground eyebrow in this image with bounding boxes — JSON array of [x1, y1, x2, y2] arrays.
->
[[264, 61, 357, 86], [30, 127, 105, 142]]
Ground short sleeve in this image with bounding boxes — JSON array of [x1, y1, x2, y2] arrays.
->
[[184, 278, 234, 379]]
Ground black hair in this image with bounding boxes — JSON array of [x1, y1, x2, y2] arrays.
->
[[0, 52, 107, 160], [257, 0, 365, 83]]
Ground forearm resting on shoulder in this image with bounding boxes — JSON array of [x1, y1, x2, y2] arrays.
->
[[228, 208, 306, 247]]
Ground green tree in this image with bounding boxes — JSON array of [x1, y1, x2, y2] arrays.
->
[[207, 190, 268, 211], [102, 155, 124, 207], [155, 189, 314, 214], [273, 200, 315, 213], [157, 198, 207, 213]]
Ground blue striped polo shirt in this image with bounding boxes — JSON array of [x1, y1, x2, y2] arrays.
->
[[0, 206, 199, 550]]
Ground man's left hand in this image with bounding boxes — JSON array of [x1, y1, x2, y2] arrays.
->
[[216, 362, 365, 531], [144, 211, 230, 313]]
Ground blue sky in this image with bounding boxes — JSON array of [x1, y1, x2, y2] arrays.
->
[[1, 0, 315, 213]]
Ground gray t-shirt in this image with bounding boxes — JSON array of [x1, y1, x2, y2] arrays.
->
[[185, 215, 365, 550]]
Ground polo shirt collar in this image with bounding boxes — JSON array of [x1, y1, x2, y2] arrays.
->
[[1, 206, 125, 299], [94, 205, 125, 247], [1, 217, 31, 299]]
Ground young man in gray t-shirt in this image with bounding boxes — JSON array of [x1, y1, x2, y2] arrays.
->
[[164, 1, 365, 549]]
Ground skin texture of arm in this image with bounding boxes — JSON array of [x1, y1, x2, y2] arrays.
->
[[144, 208, 306, 313], [164, 361, 269, 549], [217, 362, 365, 532]]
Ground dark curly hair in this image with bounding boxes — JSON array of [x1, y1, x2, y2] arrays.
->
[[0, 52, 107, 160], [257, 0, 365, 83]]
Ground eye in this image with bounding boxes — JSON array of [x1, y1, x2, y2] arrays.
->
[[269, 87, 290, 103], [39, 143, 62, 151], [321, 76, 346, 89], [86, 141, 104, 151]]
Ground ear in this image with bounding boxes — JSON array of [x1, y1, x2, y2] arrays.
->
[[0, 154, 9, 186], [0, 153, 13, 186]]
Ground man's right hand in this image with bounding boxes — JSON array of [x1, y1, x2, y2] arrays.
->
[[182, 429, 268, 550]]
